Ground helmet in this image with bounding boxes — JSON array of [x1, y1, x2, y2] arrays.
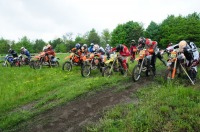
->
[[90, 43, 94, 46], [21, 47, 25, 50], [138, 37, 146, 44], [145, 38, 152, 45], [131, 40, 136, 45], [131, 40, 135, 43], [47, 44, 52, 49], [116, 44, 123, 52], [83, 44, 87, 48], [93, 44, 99, 50], [75, 43, 81, 49], [106, 44, 109, 47], [8, 48, 12, 53], [178, 40, 187, 52]]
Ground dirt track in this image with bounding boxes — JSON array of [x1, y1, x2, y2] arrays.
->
[[14, 77, 153, 132]]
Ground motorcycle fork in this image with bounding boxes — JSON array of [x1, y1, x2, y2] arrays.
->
[[139, 58, 145, 75], [171, 58, 177, 79], [109, 58, 117, 74]]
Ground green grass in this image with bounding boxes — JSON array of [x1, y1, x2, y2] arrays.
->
[[0, 53, 135, 130], [86, 82, 200, 132], [1, 52, 199, 131]]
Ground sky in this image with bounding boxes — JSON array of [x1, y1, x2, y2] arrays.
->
[[0, 0, 199, 42]]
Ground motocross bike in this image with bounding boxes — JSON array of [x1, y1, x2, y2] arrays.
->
[[19, 54, 30, 66], [132, 49, 155, 82], [2, 54, 20, 67], [165, 50, 195, 85], [30, 52, 59, 69], [102, 53, 127, 77], [81, 52, 105, 77], [62, 52, 86, 71]]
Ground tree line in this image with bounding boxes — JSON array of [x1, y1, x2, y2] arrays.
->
[[0, 12, 200, 54]]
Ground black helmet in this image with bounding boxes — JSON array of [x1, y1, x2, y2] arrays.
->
[[116, 44, 123, 52]]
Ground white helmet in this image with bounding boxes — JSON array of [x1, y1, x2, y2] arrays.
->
[[21, 47, 25, 50], [93, 44, 99, 50], [178, 40, 187, 52], [106, 44, 109, 47]]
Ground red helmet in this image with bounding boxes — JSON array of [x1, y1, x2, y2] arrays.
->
[[145, 38, 152, 45]]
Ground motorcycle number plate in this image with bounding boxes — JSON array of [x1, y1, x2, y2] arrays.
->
[[167, 62, 172, 66], [171, 53, 176, 58]]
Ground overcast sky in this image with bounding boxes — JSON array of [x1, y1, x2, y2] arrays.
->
[[0, 0, 199, 42]]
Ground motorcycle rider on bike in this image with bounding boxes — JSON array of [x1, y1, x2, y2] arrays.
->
[[45, 44, 56, 62], [93, 44, 106, 65], [167, 40, 199, 82], [111, 44, 130, 72], [138, 37, 167, 75], [20, 47, 31, 60], [8, 48, 18, 58]]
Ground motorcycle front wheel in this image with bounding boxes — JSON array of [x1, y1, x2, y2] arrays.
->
[[132, 65, 141, 82], [62, 61, 72, 71], [33, 60, 42, 69], [81, 64, 91, 77], [102, 66, 112, 77]]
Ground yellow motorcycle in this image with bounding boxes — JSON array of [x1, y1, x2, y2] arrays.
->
[[102, 53, 127, 77]]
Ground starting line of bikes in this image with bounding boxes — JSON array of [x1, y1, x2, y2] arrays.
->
[[1, 49, 196, 85]]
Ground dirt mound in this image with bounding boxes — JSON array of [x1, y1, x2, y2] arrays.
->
[[15, 78, 153, 132]]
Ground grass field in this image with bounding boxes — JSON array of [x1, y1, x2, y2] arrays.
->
[[0, 53, 200, 131], [0, 53, 135, 130]]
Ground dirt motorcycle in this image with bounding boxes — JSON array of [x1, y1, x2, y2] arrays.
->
[[62, 51, 86, 71], [165, 49, 195, 85], [30, 52, 59, 69], [81, 52, 105, 77], [132, 49, 155, 82], [2, 54, 20, 67], [18, 54, 30, 66], [102, 53, 127, 77]]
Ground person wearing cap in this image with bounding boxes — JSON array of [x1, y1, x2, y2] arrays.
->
[[130, 40, 137, 62], [20, 47, 31, 59]]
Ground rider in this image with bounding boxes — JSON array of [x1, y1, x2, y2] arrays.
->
[[93, 44, 106, 64], [45, 44, 56, 61], [138, 37, 167, 73], [111, 44, 130, 71], [20, 47, 31, 59], [88, 43, 95, 53], [8, 48, 18, 58], [130, 40, 137, 62], [167, 40, 199, 82], [81, 44, 88, 55], [105, 44, 111, 60]]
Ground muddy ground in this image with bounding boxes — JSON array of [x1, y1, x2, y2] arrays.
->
[[12, 77, 154, 132]]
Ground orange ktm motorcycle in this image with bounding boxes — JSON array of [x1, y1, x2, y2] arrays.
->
[[62, 51, 86, 71], [81, 52, 105, 77], [30, 52, 59, 69], [165, 50, 195, 85], [132, 49, 155, 82]]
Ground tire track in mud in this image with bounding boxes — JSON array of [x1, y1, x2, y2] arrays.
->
[[15, 77, 154, 132]]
